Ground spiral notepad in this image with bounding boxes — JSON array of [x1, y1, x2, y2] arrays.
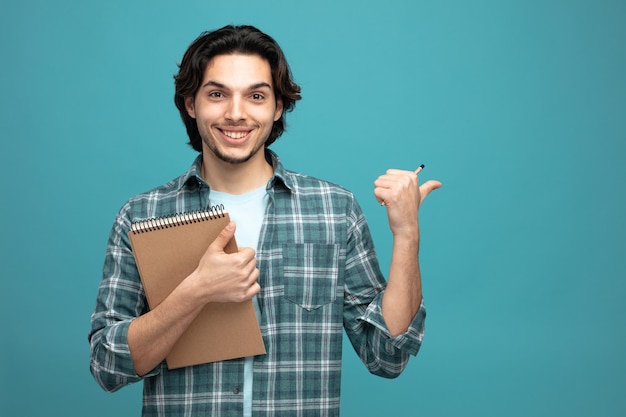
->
[[128, 205, 266, 369], [129, 204, 228, 234]]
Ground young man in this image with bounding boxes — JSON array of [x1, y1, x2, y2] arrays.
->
[[89, 25, 441, 417]]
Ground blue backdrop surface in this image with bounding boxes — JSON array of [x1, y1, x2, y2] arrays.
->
[[1, 1, 625, 416]]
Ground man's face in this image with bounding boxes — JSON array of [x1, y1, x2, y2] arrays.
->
[[185, 53, 283, 165]]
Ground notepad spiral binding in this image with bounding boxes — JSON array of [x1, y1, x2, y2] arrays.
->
[[130, 204, 226, 234]]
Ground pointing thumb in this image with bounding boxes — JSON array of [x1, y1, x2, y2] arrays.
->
[[419, 180, 443, 204]]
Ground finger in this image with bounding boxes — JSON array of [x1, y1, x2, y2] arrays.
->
[[247, 281, 261, 298], [237, 246, 257, 260], [240, 253, 259, 275], [373, 188, 388, 205], [238, 265, 259, 287], [240, 270, 261, 300], [374, 175, 418, 203], [419, 180, 443, 203], [209, 221, 236, 252], [375, 178, 417, 194], [249, 267, 260, 284], [376, 171, 417, 184]]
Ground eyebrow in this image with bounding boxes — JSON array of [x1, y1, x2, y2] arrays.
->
[[201, 80, 273, 91]]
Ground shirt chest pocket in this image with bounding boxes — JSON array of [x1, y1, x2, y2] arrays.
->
[[282, 243, 341, 311]]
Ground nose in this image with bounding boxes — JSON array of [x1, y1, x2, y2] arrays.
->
[[225, 95, 245, 122]]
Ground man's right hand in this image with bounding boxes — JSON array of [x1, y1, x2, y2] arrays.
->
[[189, 221, 261, 303]]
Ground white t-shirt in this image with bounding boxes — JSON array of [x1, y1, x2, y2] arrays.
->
[[209, 185, 268, 417]]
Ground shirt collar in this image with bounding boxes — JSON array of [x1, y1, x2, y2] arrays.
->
[[178, 155, 204, 190], [265, 149, 294, 192], [178, 149, 295, 193]]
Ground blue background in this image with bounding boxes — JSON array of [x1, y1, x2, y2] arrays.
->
[[1, 0, 625, 416]]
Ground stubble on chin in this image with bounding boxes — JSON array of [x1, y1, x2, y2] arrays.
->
[[203, 139, 265, 165]]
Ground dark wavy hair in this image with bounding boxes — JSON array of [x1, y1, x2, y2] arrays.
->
[[174, 25, 302, 152]]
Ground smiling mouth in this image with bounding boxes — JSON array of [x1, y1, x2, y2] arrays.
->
[[219, 129, 251, 140]]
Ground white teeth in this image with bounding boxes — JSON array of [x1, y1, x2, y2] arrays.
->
[[223, 130, 248, 139]]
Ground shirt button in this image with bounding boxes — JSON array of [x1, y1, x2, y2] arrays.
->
[[233, 387, 240, 394]]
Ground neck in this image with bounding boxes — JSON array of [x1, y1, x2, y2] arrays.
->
[[201, 148, 273, 195]]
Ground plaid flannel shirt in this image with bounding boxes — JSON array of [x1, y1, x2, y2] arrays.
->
[[89, 150, 426, 417]]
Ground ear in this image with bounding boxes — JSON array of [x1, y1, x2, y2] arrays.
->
[[184, 96, 196, 119], [273, 98, 284, 122]]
